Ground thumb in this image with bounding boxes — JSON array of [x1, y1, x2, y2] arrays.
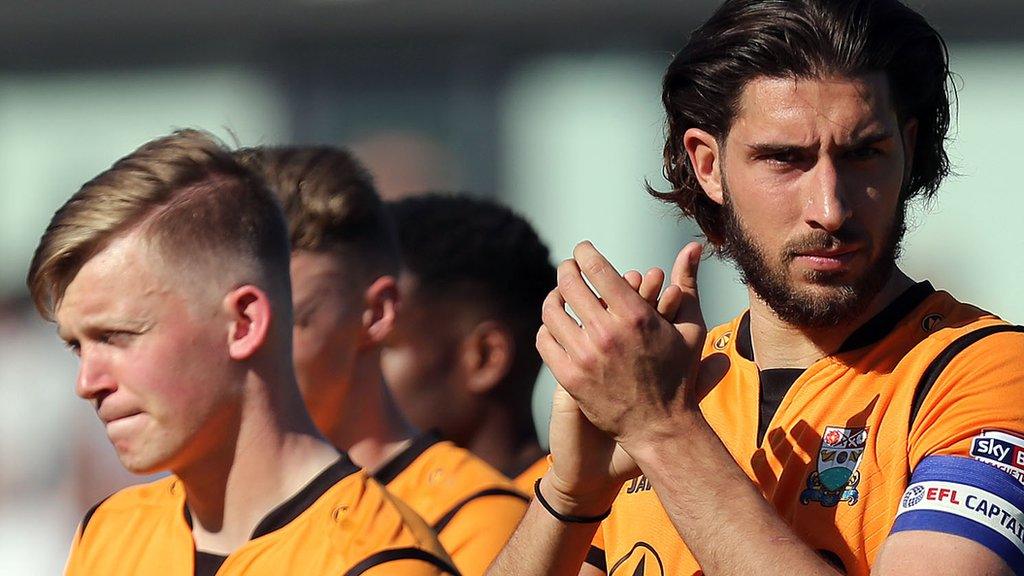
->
[[668, 242, 706, 331], [669, 242, 703, 298]]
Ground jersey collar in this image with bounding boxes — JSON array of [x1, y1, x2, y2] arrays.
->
[[372, 430, 442, 486], [183, 455, 360, 540], [736, 281, 936, 362]]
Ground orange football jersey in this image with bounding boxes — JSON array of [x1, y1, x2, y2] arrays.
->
[[65, 457, 456, 576], [375, 433, 529, 576], [587, 283, 1024, 576]]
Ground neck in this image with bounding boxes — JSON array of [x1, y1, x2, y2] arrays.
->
[[328, 348, 416, 472], [747, 268, 915, 369], [178, 374, 340, 555], [462, 402, 544, 477]]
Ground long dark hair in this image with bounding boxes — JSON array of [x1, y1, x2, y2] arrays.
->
[[649, 0, 953, 248]]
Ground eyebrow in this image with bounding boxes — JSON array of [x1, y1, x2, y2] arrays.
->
[[844, 129, 894, 149], [746, 129, 895, 156], [56, 317, 150, 342]]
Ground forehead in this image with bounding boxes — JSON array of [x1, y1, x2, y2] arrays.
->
[[290, 251, 351, 292], [55, 234, 191, 332], [729, 74, 899, 143]]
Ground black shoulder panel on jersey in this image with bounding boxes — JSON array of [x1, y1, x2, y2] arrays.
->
[[432, 488, 530, 534], [251, 455, 360, 538], [373, 431, 442, 486], [343, 547, 460, 576], [585, 545, 608, 572], [79, 493, 113, 540], [910, 325, 1024, 429]]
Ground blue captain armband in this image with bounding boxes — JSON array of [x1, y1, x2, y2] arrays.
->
[[892, 455, 1024, 574]]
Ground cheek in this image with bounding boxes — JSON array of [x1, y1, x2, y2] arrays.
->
[[137, 332, 233, 417], [381, 346, 427, 396], [292, 327, 323, 369]]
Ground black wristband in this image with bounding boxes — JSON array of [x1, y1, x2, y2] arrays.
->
[[533, 478, 611, 524]]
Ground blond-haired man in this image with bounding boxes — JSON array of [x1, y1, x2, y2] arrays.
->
[[29, 130, 455, 576]]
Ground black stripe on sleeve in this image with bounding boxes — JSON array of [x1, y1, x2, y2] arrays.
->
[[909, 325, 1024, 429], [432, 488, 530, 534], [343, 547, 460, 576], [585, 545, 607, 572], [79, 494, 113, 540]]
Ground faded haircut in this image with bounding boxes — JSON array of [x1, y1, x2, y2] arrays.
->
[[27, 129, 291, 320], [387, 193, 556, 400]]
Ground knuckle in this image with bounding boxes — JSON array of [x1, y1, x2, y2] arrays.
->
[[591, 330, 617, 354], [541, 295, 558, 319], [620, 305, 654, 331], [584, 259, 607, 277], [575, 349, 597, 371]]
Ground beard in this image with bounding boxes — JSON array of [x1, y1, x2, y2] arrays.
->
[[718, 182, 906, 328]]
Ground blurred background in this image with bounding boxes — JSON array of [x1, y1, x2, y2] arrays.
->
[[1, 1, 1022, 572]]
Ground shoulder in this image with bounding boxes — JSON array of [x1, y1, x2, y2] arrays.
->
[[389, 440, 528, 527], [702, 312, 747, 357], [908, 290, 1024, 405], [79, 475, 181, 537], [903, 289, 1016, 357], [906, 291, 1024, 466], [316, 470, 456, 574]]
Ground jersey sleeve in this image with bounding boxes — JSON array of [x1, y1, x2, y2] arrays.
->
[[908, 328, 1024, 467], [435, 491, 529, 576], [893, 328, 1024, 572]]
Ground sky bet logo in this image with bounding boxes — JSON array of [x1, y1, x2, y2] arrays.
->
[[973, 437, 1024, 468], [970, 431, 1024, 486]]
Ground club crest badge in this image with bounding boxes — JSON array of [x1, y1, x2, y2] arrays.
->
[[800, 426, 868, 507]]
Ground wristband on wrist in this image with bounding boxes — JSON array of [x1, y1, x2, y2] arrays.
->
[[533, 478, 612, 524]]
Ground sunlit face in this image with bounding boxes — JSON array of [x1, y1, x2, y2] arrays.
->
[[288, 250, 363, 436], [380, 275, 471, 438], [713, 74, 914, 326], [56, 234, 239, 475]]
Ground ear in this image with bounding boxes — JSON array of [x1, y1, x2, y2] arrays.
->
[[461, 320, 515, 396], [224, 285, 273, 361], [900, 118, 919, 179], [683, 127, 725, 206], [360, 275, 399, 346]]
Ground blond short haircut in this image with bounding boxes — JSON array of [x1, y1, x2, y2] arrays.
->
[[234, 145, 400, 282], [27, 129, 292, 320]]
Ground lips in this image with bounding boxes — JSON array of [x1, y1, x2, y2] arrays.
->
[[98, 408, 143, 425], [792, 245, 861, 272], [795, 244, 860, 259]]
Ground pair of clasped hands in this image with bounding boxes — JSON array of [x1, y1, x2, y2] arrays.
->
[[537, 240, 706, 514]]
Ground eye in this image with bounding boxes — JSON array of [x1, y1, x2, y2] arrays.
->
[[98, 331, 134, 347], [760, 150, 808, 167], [293, 301, 319, 328], [64, 339, 81, 357], [846, 146, 883, 161], [766, 152, 797, 164]]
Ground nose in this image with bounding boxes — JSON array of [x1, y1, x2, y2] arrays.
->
[[75, 349, 117, 401], [803, 158, 852, 233]]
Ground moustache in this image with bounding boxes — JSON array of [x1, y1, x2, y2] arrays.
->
[[783, 228, 867, 261]]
